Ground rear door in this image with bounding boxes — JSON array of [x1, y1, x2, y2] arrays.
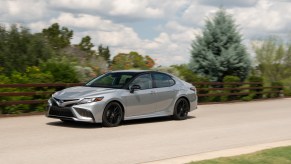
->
[[152, 73, 177, 113]]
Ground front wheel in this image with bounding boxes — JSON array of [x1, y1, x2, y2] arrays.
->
[[173, 98, 189, 120], [102, 102, 123, 127]]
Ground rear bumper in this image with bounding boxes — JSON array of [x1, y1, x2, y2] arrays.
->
[[189, 94, 198, 112]]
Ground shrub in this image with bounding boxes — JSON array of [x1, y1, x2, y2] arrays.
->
[[271, 81, 283, 98], [223, 75, 241, 101], [40, 58, 79, 83], [248, 76, 264, 99]]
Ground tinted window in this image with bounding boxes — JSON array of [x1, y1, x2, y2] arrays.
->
[[129, 74, 152, 90], [85, 73, 135, 88], [153, 73, 175, 88]]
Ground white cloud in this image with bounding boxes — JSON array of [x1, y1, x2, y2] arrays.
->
[[229, 0, 291, 38], [1, 0, 49, 23], [1, 0, 291, 66]]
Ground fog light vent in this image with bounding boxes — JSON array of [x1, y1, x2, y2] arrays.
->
[[75, 108, 92, 118]]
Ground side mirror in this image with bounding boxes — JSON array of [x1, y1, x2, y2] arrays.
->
[[130, 85, 141, 93]]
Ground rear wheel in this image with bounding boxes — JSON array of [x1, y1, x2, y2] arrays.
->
[[102, 102, 123, 127], [173, 98, 189, 120]]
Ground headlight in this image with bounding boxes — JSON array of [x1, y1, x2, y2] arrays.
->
[[190, 87, 196, 93], [48, 98, 52, 105], [78, 97, 104, 104]]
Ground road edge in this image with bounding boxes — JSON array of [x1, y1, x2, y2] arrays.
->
[[143, 139, 291, 164]]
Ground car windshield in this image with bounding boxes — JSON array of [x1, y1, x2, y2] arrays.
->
[[85, 72, 136, 88]]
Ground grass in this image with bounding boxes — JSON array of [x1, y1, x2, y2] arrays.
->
[[189, 146, 291, 164]]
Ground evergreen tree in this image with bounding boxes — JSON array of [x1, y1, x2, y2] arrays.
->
[[190, 9, 250, 82]]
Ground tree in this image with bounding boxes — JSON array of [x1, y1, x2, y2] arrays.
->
[[42, 23, 73, 50], [145, 55, 155, 68], [111, 52, 155, 70], [98, 45, 111, 64], [0, 25, 54, 75], [253, 37, 291, 83], [190, 9, 250, 82], [78, 35, 94, 53]]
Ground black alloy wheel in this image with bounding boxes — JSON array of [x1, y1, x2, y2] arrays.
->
[[102, 102, 123, 127], [173, 98, 189, 120]]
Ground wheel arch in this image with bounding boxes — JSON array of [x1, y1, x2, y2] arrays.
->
[[177, 96, 190, 111], [105, 100, 125, 120]]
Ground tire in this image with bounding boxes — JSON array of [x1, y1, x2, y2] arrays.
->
[[173, 98, 189, 120], [102, 102, 124, 127]]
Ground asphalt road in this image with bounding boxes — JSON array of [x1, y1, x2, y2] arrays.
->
[[1, 98, 291, 164]]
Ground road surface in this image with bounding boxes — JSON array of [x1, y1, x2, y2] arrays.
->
[[1, 98, 291, 164]]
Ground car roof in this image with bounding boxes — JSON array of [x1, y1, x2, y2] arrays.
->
[[109, 70, 175, 77], [111, 70, 151, 73]]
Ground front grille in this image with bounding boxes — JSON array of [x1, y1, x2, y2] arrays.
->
[[51, 98, 79, 107], [49, 106, 74, 117]]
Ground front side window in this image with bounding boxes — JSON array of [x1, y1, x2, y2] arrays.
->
[[153, 73, 175, 88], [85, 73, 135, 88], [129, 74, 152, 90]]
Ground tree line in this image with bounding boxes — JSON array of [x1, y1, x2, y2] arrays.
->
[[0, 23, 155, 84]]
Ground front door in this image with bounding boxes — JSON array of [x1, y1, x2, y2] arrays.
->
[[123, 73, 156, 117]]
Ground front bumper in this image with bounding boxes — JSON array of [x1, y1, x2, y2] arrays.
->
[[46, 105, 94, 123], [46, 98, 105, 123]]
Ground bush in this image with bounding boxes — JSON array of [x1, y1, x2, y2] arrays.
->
[[241, 94, 254, 101], [74, 66, 97, 82], [248, 76, 264, 99], [223, 75, 241, 101], [270, 81, 283, 98], [40, 58, 79, 83]]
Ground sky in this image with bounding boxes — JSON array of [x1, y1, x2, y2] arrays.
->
[[0, 0, 291, 66]]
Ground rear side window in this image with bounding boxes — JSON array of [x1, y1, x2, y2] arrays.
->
[[152, 73, 175, 88]]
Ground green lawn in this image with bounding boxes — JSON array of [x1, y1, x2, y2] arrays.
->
[[189, 146, 291, 164]]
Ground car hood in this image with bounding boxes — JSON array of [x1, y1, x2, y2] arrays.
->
[[53, 86, 117, 100]]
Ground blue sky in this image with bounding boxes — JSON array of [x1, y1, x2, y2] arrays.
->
[[1, 0, 290, 66]]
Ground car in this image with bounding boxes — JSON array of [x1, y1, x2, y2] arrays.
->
[[46, 70, 198, 127]]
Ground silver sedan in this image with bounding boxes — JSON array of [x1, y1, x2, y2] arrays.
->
[[46, 70, 198, 127]]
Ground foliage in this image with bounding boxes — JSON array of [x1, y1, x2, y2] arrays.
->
[[222, 75, 241, 101], [152, 66, 181, 77], [74, 66, 96, 82], [98, 45, 111, 64], [172, 64, 208, 83], [145, 55, 155, 68], [42, 23, 73, 50], [248, 76, 264, 99], [111, 52, 155, 70], [0, 25, 55, 75], [78, 35, 94, 53], [190, 9, 251, 82], [0, 67, 55, 114], [270, 81, 283, 98], [190, 146, 291, 164], [253, 37, 291, 86], [40, 57, 79, 83]]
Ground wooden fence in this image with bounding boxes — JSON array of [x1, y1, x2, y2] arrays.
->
[[0, 82, 284, 106]]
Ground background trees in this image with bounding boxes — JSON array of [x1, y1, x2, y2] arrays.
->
[[0, 25, 55, 75], [190, 9, 251, 82], [111, 52, 155, 70], [253, 37, 291, 83], [42, 23, 73, 50]]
